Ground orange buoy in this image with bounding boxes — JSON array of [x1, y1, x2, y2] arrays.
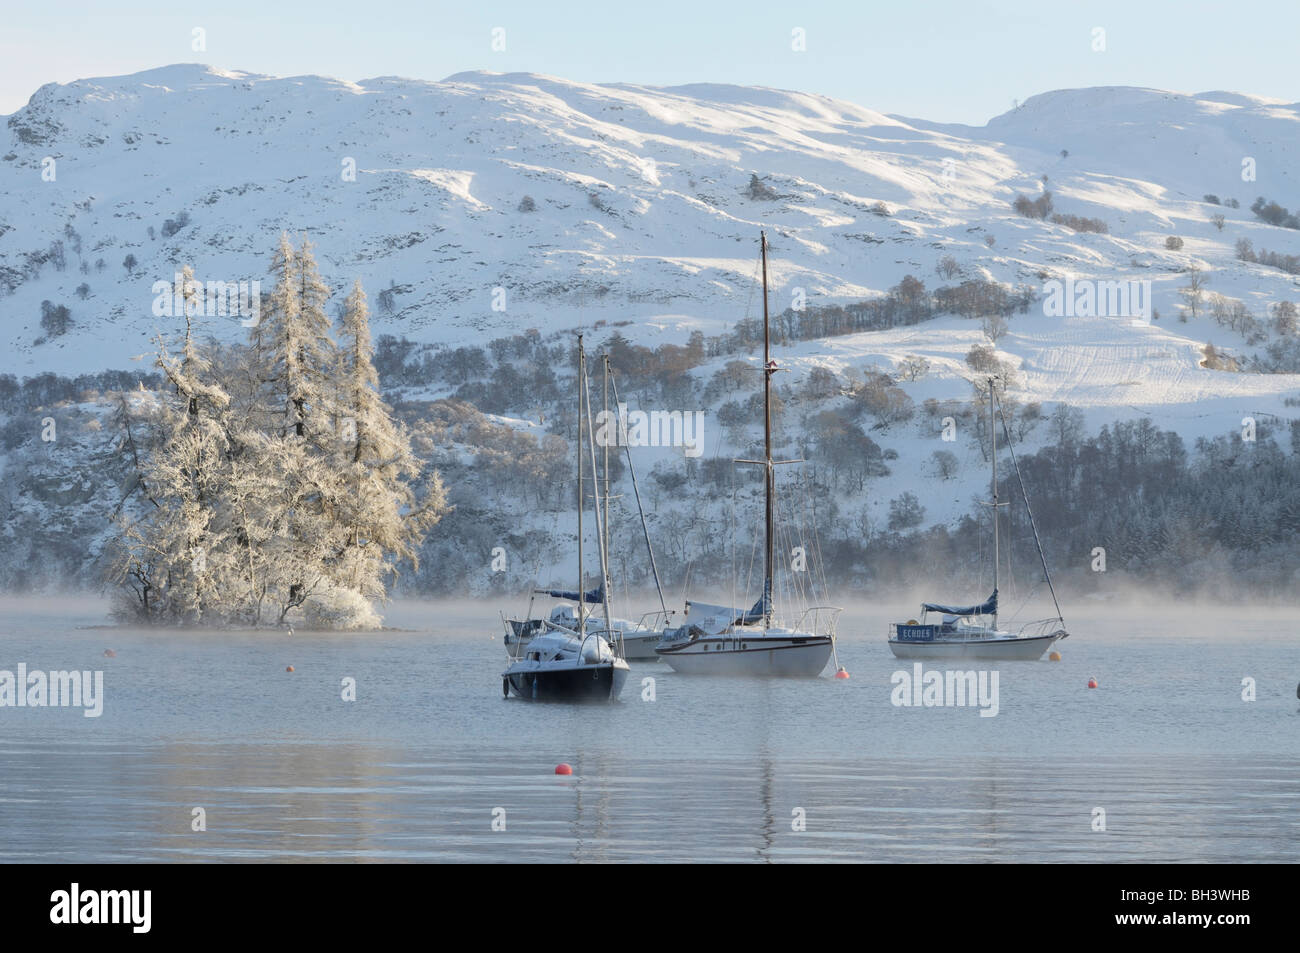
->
[[286, 665, 295, 673], [1087, 677, 1098, 689], [555, 763, 573, 775], [834, 668, 850, 679], [1048, 651, 1061, 661], [103, 649, 116, 658]]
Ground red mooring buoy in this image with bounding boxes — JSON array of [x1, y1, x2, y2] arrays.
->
[[1087, 677, 1098, 689], [286, 665, 295, 673], [834, 668, 850, 680], [555, 763, 573, 775]]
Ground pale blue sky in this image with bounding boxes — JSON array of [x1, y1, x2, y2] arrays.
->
[[2, 0, 1297, 120]]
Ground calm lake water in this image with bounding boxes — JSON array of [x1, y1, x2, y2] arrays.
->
[[1, 597, 1297, 862]]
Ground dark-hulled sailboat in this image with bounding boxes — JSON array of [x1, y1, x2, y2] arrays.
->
[[501, 335, 629, 700]]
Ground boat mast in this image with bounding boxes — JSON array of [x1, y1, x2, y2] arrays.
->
[[583, 364, 616, 645], [989, 376, 999, 630], [603, 355, 611, 588], [577, 335, 586, 636], [761, 231, 774, 629]]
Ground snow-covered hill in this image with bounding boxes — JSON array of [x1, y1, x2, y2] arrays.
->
[[5, 66, 1300, 600], [4, 65, 1299, 397]]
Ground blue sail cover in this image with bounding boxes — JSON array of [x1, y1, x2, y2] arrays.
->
[[733, 586, 771, 625], [541, 582, 605, 604], [922, 589, 997, 617]]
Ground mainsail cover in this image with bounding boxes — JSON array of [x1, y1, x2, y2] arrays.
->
[[922, 589, 997, 617], [686, 588, 771, 629], [539, 582, 605, 604]]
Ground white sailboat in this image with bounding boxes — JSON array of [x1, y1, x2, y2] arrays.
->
[[501, 334, 629, 701], [888, 378, 1068, 660], [656, 231, 842, 677], [502, 356, 675, 661]]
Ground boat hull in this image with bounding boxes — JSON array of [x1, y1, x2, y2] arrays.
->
[[620, 632, 665, 661], [656, 637, 832, 676], [505, 662, 629, 701], [887, 632, 1062, 661]]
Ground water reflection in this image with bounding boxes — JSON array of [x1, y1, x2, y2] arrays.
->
[[1, 598, 1298, 861], [1, 740, 1297, 862]]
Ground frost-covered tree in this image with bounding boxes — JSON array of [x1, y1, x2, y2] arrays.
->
[[112, 268, 234, 623], [328, 280, 447, 603], [1179, 268, 1208, 320], [110, 244, 447, 629], [241, 236, 348, 621], [257, 429, 345, 623], [1271, 300, 1298, 337], [252, 234, 337, 440]]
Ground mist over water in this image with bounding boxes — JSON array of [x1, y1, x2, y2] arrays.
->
[[0, 595, 1296, 861]]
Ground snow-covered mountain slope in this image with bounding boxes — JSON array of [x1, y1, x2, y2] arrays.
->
[[7, 67, 1300, 599], [3, 65, 1300, 423]]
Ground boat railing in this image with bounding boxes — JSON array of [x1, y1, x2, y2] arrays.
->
[[1017, 617, 1068, 639], [795, 605, 843, 638], [635, 609, 675, 633], [889, 616, 1065, 641], [542, 618, 623, 663]]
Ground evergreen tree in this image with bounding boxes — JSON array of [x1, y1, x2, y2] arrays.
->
[[329, 280, 447, 603], [114, 268, 234, 623], [252, 234, 337, 439], [110, 243, 447, 628], [246, 236, 343, 620]]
